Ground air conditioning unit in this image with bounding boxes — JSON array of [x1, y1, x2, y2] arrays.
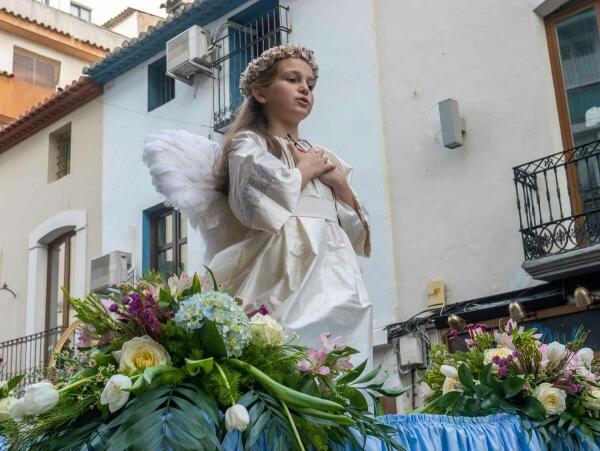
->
[[90, 251, 131, 294], [166, 25, 212, 85]]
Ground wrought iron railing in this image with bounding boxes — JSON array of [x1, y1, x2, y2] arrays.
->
[[0, 327, 65, 385], [513, 139, 600, 260], [211, 5, 290, 131]]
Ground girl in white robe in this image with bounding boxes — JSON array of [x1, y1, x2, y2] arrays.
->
[[144, 45, 373, 362]]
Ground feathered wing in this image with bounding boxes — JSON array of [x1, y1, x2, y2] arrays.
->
[[142, 129, 247, 261]]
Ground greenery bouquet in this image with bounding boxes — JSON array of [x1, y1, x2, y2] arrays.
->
[[0, 270, 406, 451], [420, 319, 600, 447]]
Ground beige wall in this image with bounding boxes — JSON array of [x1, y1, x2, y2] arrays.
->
[[0, 98, 103, 342], [373, 0, 563, 321]]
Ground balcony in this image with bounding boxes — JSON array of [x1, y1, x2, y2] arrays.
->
[[211, 5, 290, 132], [513, 139, 600, 280], [0, 327, 64, 386]]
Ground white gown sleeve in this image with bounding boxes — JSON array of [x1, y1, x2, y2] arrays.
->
[[228, 131, 302, 233], [322, 148, 372, 258]]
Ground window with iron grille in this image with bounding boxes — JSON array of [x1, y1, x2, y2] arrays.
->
[[212, 1, 289, 131], [148, 56, 176, 112], [48, 123, 71, 182], [150, 207, 188, 280], [13, 46, 60, 88]]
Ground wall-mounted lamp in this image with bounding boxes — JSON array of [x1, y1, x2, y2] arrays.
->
[[439, 98, 466, 149], [571, 286, 600, 308], [0, 282, 16, 298], [508, 300, 526, 322], [448, 314, 466, 332]]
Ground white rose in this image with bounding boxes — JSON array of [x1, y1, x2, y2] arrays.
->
[[576, 348, 594, 366], [440, 365, 458, 379], [547, 342, 566, 363], [442, 377, 460, 394], [116, 335, 171, 371], [484, 347, 513, 365], [250, 313, 286, 345], [100, 375, 132, 413], [533, 383, 567, 415], [11, 381, 59, 419], [0, 396, 17, 420], [583, 388, 600, 410], [225, 404, 250, 432]]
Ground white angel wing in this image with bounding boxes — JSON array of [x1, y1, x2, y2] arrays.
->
[[143, 129, 247, 260]]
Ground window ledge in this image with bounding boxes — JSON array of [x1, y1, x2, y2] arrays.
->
[[522, 243, 600, 281], [533, 0, 571, 17]]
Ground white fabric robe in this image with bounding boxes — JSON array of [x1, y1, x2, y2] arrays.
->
[[209, 131, 373, 362]]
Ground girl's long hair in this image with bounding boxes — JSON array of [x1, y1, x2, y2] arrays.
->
[[214, 60, 286, 195]]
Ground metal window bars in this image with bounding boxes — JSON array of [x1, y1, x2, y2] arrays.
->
[[211, 5, 290, 131], [0, 326, 65, 387], [55, 130, 71, 179], [513, 139, 600, 259]]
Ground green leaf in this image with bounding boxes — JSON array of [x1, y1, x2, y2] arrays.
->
[[353, 363, 382, 385], [190, 273, 202, 294], [474, 383, 492, 398], [301, 377, 321, 397], [6, 374, 25, 391], [437, 391, 461, 410], [344, 387, 368, 411], [198, 320, 227, 358], [185, 357, 214, 376], [503, 376, 525, 398], [558, 412, 572, 429], [159, 287, 172, 304], [203, 265, 219, 291], [458, 364, 474, 391], [371, 386, 411, 398], [336, 359, 367, 385], [521, 396, 546, 421], [479, 363, 493, 387], [142, 364, 176, 385]]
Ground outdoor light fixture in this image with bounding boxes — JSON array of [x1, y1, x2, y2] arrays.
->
[[572, 286, 600, 308], [0, 282, 16, 298], [508, 301, 526, 322], [448, 314, 466, 332], [438, 98, 466, 149]]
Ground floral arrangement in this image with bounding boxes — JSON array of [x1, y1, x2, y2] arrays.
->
[[0, 270, 406, 451], [419, 319, 600, 446]]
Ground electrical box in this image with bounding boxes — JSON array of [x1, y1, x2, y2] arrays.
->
[[427, 281, 446, 307], [398, 334, 425, 368]]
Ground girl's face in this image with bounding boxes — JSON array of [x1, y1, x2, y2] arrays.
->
[[256, 58, 316, 124]]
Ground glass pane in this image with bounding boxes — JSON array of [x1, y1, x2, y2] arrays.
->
[[47, 241, 67, 330], [68, 236, 77, 325], [179, 216, 187, 239], [156, 213, 173, 246], [556, 8, 600, 146], [80, 8, 90, 21], [179, 244, 187, 272], [157, 248, 173, 279], [70, 4, 78, 15]]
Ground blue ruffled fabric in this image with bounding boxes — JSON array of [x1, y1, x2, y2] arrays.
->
[[222, 413, 600, 451]]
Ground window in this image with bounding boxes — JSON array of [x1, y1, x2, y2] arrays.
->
[[148, 56, 175, 112], [48, 123, 71, 182], [70, 2, 91, 22], [546, 2, 600, 218], [13, 46, 60, 88], [212, 1, 289, 130], [150, 208, 188, 280]]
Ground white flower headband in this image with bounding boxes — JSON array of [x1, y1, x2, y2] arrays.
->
[[239, 44, 319, 97]]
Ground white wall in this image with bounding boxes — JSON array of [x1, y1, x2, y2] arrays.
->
[[373, 0, 564, 321], [102, 0, 398, 338]]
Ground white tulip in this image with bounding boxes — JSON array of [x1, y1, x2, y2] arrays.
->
[[576, 348, 594, 366], [0, 396, 17, 420], [546, 342, 566, 363], [22, 381, 59, 416], [100, 374, 132, 413], [440, 365, 458, 379], [533, 383, 567, 415], [225, 404, 250, 432], [9, 398, 26, 420]]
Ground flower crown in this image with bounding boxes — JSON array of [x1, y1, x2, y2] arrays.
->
[[239, 44, 319, 97]]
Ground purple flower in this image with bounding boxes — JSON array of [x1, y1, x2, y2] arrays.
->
[[121, 296, 130, 305], [498, 366, 508, 378], [568, 383, 583, 394], [448, 329, 458, 341], [492, 356, 502, 365], [258, 304, 270, 315], [319, 333, 346, 353], [129, 292, 141, 302], [0, 356, 4, 364], [108, 303, 118, 312]]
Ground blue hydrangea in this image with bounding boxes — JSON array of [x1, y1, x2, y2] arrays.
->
[[174, 291, 252, 357]]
